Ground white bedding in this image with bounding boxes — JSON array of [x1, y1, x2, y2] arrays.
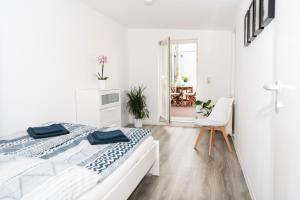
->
[[79, 136, 154, 200], [0, 123, 155, 200], [20, 136, 154, 200]]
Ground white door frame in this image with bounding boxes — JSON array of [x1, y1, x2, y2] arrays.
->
[[158, 37, 171, 125]]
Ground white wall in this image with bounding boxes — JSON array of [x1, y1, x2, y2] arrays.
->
[[128, 29, 233, 124], [233, 1, 275, 200], [0, 0, 129, 135]]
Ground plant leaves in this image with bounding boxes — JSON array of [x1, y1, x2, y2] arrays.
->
[[126, 86, 149, 119]]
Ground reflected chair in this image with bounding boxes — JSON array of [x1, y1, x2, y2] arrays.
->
[[185, 92, 196, 106], [174, 92, 184, 106]]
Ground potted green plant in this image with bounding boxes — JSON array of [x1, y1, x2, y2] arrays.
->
[[126, 86, 149, 128], [182, 76, 189, 83], [195, 100, 202, 113], [195, 99, 214, 117]]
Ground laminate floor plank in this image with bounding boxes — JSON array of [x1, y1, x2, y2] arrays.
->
[[129, 126, 251, 200]]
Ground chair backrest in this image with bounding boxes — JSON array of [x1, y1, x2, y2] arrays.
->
[[207, 97, 234, 124]]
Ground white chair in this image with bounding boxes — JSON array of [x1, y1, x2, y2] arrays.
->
[[194, 97, 234, 156]]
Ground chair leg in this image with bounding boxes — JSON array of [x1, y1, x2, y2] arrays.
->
[[220, 126, 233, 153], [208, 128, 214, 156], [212, 130, 216, 146], [194, 127, 206, 149]]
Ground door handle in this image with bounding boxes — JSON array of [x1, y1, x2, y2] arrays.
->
[[263, 82, 295, 91], [263, 82, 295, 112]]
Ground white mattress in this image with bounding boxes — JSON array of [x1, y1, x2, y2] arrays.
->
[[79, 135, 154, 200]]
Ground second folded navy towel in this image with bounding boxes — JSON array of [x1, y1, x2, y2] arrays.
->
[[87, 130, 130, 145]]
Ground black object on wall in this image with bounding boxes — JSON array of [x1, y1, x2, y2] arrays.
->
[[244, 0, 275, 47], [261, 0, 275, 27], [244, 11, 250, 46], [253, 0, 264, 36], [248, 2, 256, 42]]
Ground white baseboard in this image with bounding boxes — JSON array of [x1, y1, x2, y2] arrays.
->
[[233, 139, 256, 200]]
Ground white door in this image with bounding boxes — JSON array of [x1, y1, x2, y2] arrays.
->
[[270, 1, 300, 199], [159, 37, 171, 123]]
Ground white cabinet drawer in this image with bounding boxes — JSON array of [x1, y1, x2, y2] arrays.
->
[[102, 121, 122, 128], [99, 90, 120, 109], [99, 106, 121, 126]]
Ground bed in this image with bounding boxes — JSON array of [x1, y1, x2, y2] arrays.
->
[[0, 123, 159, 200]]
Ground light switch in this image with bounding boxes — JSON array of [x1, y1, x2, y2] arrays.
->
[[207, 77, 212, 84]]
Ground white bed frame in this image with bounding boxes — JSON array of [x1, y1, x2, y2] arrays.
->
[[81, 140, 159, 200]]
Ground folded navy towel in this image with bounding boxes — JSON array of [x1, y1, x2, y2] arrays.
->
[[27, 124, 70, 139], [87, 130, 130, 145]]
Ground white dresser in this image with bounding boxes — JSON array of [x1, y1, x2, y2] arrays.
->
[[76, 89, 122, 128]]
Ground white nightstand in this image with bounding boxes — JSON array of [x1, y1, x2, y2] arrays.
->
[[76, 89, 121, 128]]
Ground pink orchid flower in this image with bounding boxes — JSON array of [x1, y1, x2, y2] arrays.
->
[[96, 55, 109, 80], [97, 55, 108, 65]]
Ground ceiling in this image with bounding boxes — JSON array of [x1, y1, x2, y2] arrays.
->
[[83, 0, 240, 30]]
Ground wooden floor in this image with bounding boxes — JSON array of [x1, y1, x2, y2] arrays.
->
[[129, 125, 251, 200], [171, 106, 197, 118]]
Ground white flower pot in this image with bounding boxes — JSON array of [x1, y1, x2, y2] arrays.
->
[[98, 80, 106, 90], [196, 105, 201, 113], [134, 119, 143, 128]]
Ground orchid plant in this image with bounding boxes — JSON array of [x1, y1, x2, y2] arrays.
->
[[96, 55, 109, 80]]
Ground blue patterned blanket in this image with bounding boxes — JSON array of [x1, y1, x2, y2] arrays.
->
[[0, 123, 151, 199]]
